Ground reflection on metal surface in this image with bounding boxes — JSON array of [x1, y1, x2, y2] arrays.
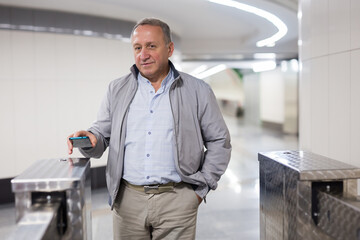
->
[[9, 202, 61, 240], [10, 158, 91, 240], [224, 169, 242, 194], [259, 150, 360, 240]]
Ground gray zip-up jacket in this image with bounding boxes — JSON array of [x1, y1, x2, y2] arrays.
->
[[80, 61, 231, 208]]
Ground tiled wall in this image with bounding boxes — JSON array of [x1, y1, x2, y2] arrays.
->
[[260, 69, 285, 124], [299, 0, 360, 165], [0, 29, 134, 178], [0, 5, 185, 180]]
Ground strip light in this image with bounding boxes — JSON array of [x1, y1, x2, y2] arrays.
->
[[208, 0, 288, 47], [190, 65, 208, 76], [195, 64, 227, 79]]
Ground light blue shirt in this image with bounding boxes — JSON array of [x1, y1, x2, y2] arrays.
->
[[122, 69, 181, 185]]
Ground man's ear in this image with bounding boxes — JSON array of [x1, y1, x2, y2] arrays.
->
[[168, 42, 174, 57]]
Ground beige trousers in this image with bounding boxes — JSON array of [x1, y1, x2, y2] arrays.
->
[[112, 182, 200, 240]]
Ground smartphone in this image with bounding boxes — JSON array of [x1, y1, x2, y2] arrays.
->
[[70, 136, 92, 148]]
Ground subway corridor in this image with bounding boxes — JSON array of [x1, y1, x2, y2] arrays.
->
[[0, 115, 298, 239]]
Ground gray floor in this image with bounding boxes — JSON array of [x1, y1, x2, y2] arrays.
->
[[0, 116, 298, 239]]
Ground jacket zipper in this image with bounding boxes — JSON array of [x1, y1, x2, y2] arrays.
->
[[169, 77, 184, 178], [111, 80, 139, 209]]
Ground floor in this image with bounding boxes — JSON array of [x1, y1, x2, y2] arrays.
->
[[0, 116, 298, 240]]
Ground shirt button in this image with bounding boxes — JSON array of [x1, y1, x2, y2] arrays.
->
[[150, 91, 154, 94], [150, 110, 153, 113], [146, 154, 150, 157], [148, 131, 151, 135], [146, 176, 150, 179]]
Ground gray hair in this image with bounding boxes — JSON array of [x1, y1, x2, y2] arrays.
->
[[131, 18, 172, 44]]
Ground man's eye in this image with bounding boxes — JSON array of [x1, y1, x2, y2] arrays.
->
[[149, 45, 156, 48], [134, 47, 141, 51]]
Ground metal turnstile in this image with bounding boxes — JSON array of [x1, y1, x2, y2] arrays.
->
[[259, 151, 360, 240], [8, 158, 92, 240]]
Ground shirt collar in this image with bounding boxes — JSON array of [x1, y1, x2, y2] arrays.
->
[[131, 60, 180, 81], [137, 68, 174, 89]]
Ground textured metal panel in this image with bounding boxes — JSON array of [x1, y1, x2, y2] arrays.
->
[[297, 181, 334, 240], [316, 191, 360, 240], [260, 151, 360, 180], [344, 179, 358, 197], [284, 168, 299, 240], [259, 151, 360, 240], [297, 181, 313, 240], [264, 159, 284, 240], [259, 159, 266, 240]]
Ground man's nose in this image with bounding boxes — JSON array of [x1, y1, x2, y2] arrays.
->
[[140, 49, 150, 60]]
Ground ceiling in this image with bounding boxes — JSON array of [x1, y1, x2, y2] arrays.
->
[[0, 0, 299, 70]]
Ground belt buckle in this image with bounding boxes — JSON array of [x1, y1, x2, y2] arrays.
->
[[144, 185, 159, 194]]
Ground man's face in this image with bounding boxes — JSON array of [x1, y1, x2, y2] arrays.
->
[[131, 25, 174, 82]]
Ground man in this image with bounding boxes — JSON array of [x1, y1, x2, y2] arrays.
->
[[67, 18, 231, 239]]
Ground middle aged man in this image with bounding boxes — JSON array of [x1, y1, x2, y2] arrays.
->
[[67, 18, 231, 240]]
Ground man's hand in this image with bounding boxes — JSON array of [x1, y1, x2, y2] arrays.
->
[[67, 130, 97, 155]]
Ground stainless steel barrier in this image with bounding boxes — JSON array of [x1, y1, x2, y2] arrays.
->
[[8, 158, 92, 240], [259, 151, 360, 240]]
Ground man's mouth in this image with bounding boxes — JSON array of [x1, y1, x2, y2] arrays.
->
[[141, 62, 154, 66]]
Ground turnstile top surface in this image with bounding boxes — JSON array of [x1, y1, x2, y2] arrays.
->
[[11, 158, 90, 192], [259, 151, 360, 180]]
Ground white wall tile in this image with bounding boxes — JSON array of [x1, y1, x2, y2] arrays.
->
[[311, 57, 329, 156], [0, 80, 16, 178], [35, 80, 58, 159], [35, 33, 56, 80], [329, 0, 351, 54], [91, 37, 113, 80], [55, 34, 76, 80], [0, 30, 12, 79], [75, 36, 96, 80], [311, 0, 328, 58], [328, 52, 351, 163], [0, 30, 133, 178], [259, 69, 284, 124], [0, 30, 15, 177], [299, 60, 312, 151], [351, 0, 360, 49], [350, 50, 360, 166], [11, 31, 35, 80], [299, 0, 312, 61], [13, 79, 38, 174]]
